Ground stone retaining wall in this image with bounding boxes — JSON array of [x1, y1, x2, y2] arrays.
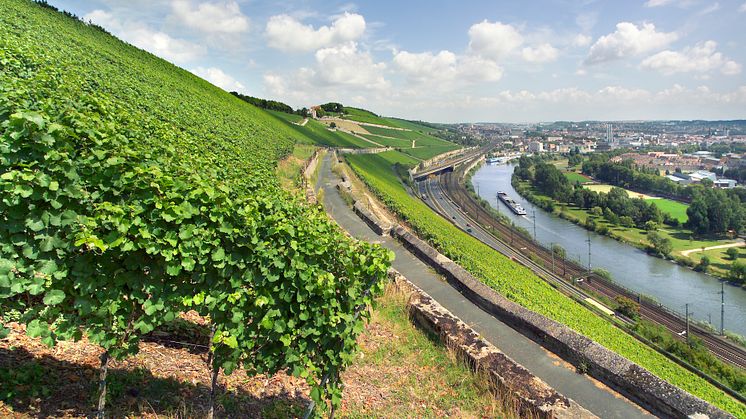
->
[[391, 225, 731, 419], [352, 202, 392, 235], [389, 269, 596, 419], [337, 147, 392, 154]]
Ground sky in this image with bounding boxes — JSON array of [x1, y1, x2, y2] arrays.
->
[[50, 0, 746, 123]]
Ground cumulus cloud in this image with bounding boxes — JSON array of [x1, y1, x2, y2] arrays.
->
[[641, 41, 741, 75], [312, 42, 388, 89], [84, 10, 205, 63], [585, 22, 677, 65], [467, 21, 524, 60], [191, 67, 245, 91], [265, 13, 366, 53], [170, 0, 249, 34], [392, 50, 503, 84], [521, 43, 559, 63]]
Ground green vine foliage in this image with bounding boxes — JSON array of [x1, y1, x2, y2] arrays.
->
[[0, 0, 392, 411]]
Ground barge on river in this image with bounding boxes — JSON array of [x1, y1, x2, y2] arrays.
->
[[497, 191, 527, 215]]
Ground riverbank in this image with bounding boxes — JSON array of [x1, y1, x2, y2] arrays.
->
[[511, 174, 745, 286]]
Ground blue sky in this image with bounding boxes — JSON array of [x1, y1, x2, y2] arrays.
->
[[51, 0, 746, 122]]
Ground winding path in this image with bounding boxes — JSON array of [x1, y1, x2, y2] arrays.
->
[[680, 240, 745, 257]]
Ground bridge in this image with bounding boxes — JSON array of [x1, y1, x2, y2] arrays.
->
[[410, 145, 496, 181]]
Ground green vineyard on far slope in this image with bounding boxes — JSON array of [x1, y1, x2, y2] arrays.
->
[[345, 152, 746, 417]]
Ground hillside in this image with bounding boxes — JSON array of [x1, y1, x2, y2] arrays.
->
[[0, 0, 391, 415]]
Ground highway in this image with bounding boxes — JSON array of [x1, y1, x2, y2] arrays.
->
[[418, 160, 746, 373]]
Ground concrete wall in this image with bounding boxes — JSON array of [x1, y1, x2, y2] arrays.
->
[[389, 269, 596, 419], [390, 226, 731, 419]]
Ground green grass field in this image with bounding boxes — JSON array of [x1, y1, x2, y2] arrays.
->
[[341, 107, 399, 127], [346, 154, 744, 416], [266, 109, 304, 124], [276, 118, 374, 148], [563, 172, 592, 184], [375, 150, 422, 167], [646, 198, 689, 223]]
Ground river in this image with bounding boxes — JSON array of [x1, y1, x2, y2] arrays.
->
[[472, 162, 746, 337]]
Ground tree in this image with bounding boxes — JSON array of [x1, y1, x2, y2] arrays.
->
[[591, 206, 603, 217], [620, 216, 635, 228], [552, 243, 567, 259], [615, 296, 640, 321], [695, 255, 711, 272], [647, 231, 672, 257], [726, 247, 740, 261], [644, 220, 659, 232], [729, 261, 746, 284]]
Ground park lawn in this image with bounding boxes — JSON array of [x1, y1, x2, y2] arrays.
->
[[523, 183, 728, 254], [584, 184, 663, 200], [563, 171, 592, 184], [646, 198, 689, 224], [680, 247, 745, 277]]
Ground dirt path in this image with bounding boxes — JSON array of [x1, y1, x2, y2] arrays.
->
[[294, 118, 308, 126], [680, 240, 745, 256]]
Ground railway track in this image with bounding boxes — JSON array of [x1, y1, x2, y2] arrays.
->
[[425, 165, 746, 371]]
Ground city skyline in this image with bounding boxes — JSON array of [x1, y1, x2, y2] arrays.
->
[[51, 0, 746, 122]]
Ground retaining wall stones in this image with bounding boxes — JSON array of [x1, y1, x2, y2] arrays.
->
[[352, 201, 392, 236], [389, 269, 596, 419], [337, 147, 392, 154], [391, 225, 732, 419]]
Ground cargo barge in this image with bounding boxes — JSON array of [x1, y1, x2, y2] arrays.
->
[[497, 191, 527, 215]]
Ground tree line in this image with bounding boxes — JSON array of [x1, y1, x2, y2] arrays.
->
[[230, 92, 308, 116], [581, 155, 746, 235]]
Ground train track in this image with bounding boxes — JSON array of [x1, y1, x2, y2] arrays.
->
[[423, 164, 746, 371]]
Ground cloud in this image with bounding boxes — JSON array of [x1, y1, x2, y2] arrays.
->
[[170, 0, 249, 34], [644, 0, 675, 7], [467, 21, 524, 60], [312, 42, 388, 88], [521, 43, 559, 63], [585, 22, 677, 65], [84, 10, 205, 64], [191, 67, 245, 91], [573, 34, 593, 47], [392, 50, 503, 85], [265, 13, 366, 53], [641, 41, 741, 75], [740, 2, 746, 12]]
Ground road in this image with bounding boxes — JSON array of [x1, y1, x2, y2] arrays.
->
[[316, 153, 652, 418], [680, 240, 746, 257], [429, 162, 746, 372]]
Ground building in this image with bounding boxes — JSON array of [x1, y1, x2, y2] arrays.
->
[[715, 179, 738, 189], [687, 170, 717, 183], [528, 141, 544, 153]]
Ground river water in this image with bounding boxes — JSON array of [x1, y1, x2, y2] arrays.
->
[[472, 162, 746, 337]]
